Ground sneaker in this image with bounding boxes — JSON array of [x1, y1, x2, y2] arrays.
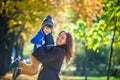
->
[[13, 68, 21, 80], [9, 58, 20, 70]]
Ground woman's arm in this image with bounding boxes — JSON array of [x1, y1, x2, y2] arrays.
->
[[31, 31, 44, 44], [32, 47, 64, 63]]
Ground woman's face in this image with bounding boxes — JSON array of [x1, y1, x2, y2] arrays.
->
[[56, 32, 67, 46]]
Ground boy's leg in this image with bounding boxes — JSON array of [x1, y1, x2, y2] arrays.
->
[[19, 54, 39, 76]]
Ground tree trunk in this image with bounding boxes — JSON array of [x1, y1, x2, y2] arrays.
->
[[107, 21, 116, 80], [84, 46, 88, 80], [0, 0, 25, 76], [15, 37, 24, 60], [0, 15, 13, 76]]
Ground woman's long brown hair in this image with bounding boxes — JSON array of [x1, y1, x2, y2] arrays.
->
[[59, 31, 74, 63]]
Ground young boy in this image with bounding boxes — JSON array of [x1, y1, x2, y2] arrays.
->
[[9, 15, 54, 80], [31, 15, 54, 52]]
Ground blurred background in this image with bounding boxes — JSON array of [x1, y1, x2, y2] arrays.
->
[[0, 0, 120, 80]]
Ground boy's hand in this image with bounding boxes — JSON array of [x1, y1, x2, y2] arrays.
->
[[42, 40, 45, 45], [37, 44, 41, 48], [40, 37, 45, 45]]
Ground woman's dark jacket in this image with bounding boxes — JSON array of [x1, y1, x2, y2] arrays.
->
[[32, 46, 64, 80]]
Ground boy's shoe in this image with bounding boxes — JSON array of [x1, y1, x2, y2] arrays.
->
[[9, 58, 20, 70], [13, 68, 21, 80]]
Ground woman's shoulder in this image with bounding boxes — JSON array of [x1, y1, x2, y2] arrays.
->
[[53, 46, 64, 55]]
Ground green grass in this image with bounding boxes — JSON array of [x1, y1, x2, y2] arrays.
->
[[3, 73, 120, 80], [60, 76, 120, 80]]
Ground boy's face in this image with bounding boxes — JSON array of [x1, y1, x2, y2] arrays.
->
[[43, 26, 53, 35]]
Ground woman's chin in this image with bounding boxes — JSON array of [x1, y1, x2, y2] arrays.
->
[[56, 43, 60, 46]]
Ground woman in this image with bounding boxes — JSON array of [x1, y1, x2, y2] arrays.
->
[[32, 31, 74, 80]]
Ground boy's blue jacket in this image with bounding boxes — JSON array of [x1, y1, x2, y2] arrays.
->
[[31, 30, 46, 51], [31, 15, 54, 51]]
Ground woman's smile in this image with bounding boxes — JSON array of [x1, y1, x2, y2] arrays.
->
[[56, 32, 67, 46]]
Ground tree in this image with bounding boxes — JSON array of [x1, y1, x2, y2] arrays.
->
[[103, 0, 120, 79], [0, 0, 64, 76], [62, 0, 120, 79], [63, 20, 108, 79], [65, 0, 105, 28]]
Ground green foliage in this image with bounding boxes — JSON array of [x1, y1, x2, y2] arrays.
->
[[104, 0, 120, 32], [63, 20, 109, 76], [103, 0, 120, 77], [63, 20, 107, 51], [62, 0, 120, 77], [63, 0, 120, 51]]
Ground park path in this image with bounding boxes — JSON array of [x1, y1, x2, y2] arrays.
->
[[0, 72, 37, 80]]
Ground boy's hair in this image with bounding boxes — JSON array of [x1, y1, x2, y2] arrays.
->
[[43, 24, 53, 29]]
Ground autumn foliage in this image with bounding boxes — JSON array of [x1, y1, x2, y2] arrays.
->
[[66, 0, 105, 28]]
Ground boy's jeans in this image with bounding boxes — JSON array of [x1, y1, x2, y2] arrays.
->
[[45, 33, 54, 50], [19, 54, 39, 76]]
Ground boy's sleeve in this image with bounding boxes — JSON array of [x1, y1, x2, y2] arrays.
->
[[31, 31, 43, 44]]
